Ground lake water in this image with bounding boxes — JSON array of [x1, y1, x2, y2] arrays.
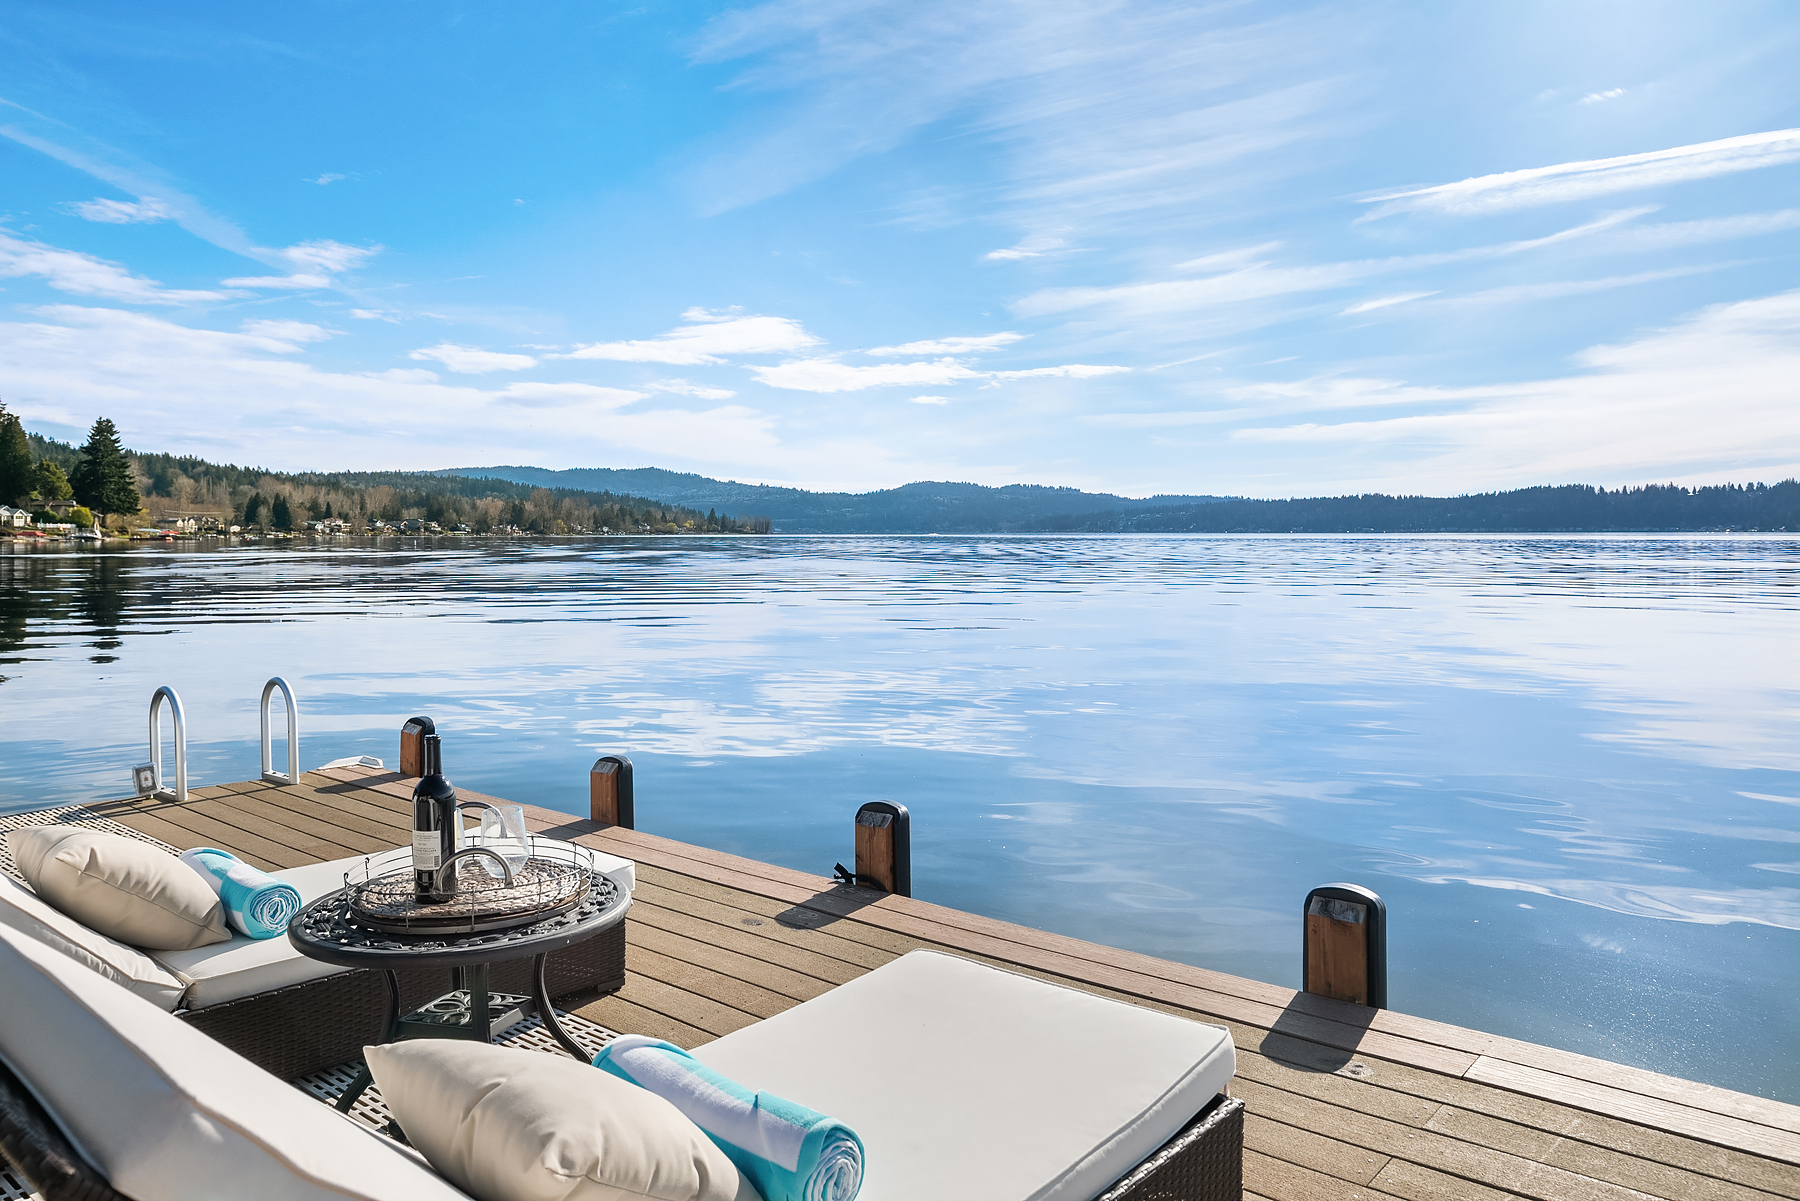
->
[[2, 535, 1796, 1102]]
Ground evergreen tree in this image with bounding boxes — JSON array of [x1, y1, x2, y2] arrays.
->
[[33, 459, 74, 502], [243, 493, 264, 526], [271, 495, 293, 530], [0, 403, 31, 505], [69, 418, 141, 517]]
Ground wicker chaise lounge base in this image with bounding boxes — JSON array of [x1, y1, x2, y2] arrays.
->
[[179, 930, 625, 1080], [1097, 1094, 1244, 1201]]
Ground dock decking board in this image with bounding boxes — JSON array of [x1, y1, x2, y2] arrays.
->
[[73, 768, 1800, 1201]]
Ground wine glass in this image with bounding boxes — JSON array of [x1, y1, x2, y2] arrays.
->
[[478, 804, 532, 877]]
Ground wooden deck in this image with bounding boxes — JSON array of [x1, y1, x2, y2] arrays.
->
[[87, 766, 1800, 1201]]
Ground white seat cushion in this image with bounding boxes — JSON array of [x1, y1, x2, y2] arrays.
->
[[0, 874, 187, 1010], [691, 950, 1235, 1201], [0, 922, 473, 1201], [156, 842, 637, 1010]]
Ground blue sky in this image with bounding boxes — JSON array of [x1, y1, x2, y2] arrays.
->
[[0, 1, 1796, 496]]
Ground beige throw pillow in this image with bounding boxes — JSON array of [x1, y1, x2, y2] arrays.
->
[[0, 874, 189, 1010], [8, 828, 229, 951], [364, 1040, 757, 1201]]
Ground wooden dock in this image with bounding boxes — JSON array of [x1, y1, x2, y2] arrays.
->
[[85, 765, 1800, 1201]]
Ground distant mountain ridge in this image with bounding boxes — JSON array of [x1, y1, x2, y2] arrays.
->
[[438, 465, 1799, 533], [436, 466, 1224, 533]]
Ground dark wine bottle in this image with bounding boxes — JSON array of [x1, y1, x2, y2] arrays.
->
[[411, 734, 459, 901]]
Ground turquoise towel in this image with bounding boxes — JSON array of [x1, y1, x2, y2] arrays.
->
[[594, 1035, 863, 1201], [178, 847, 302, 939]]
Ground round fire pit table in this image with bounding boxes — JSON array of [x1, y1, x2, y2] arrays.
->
[[289, 859, 630, 1111]]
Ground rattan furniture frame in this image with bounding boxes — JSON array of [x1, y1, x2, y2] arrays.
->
[[179, 919, 625, 1080], [1098, 1092, 1244, 1201], [0, 1059, 133, 1201]]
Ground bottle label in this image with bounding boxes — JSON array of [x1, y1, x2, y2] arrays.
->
[[412, 829, 441, 871]]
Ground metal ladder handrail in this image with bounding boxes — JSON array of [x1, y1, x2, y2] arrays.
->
[[260, 677, 300, 785], [148, 686, 187, 802]]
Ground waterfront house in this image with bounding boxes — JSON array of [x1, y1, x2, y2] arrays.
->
[[0, 505, 29, 529]]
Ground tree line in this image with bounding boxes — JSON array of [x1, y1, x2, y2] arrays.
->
[[7, 412, 769, 535], [1025, 482, 1800, 533]]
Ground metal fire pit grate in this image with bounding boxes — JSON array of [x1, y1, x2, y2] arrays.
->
[[348, 851, 590, 935]]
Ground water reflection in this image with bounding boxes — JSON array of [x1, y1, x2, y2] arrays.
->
[[0, 535, 1796, 1100]]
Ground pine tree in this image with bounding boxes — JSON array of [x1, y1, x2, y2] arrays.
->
[[69, 418, 141, 517], [33, 459, 74, 502], [244, 493, 264, 526], [0, 402, 31, 505], [271, 495, 292, 530]]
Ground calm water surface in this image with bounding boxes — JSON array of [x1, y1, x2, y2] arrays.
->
[[2, 535, 1796, 1101]]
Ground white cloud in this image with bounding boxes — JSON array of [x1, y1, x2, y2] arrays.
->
[[561, 310, 821, 365], [307, 173, 346, 185], [1361, 128, 1800, 220], [61, 197, 174, 224], [1604, 207, 1800, 252], [1340, 291, 1438, 315], [987, 364, 1129, 382], [867, 333, 1025, 356], [240, 319, 336, 347], [752, 357, 984, 393], [752, 356, 1126, 393], [909, 395, 950, 405], [1422, 265, 1726, 309], [1228, 289, 1800, 488], [409, 343, 538, 373], [1015, 210, 1649, 318], [349, 308, 398, 322], [649, 378, 738, 400], [983, 237, 1068, 262], [221, 273, 332, 289], [0, 305, 782, 468], [1580, 88, 1626, 105], [494, 382, 645, 409], [281, 239, 378, 274], [0, 231, 228, 304]]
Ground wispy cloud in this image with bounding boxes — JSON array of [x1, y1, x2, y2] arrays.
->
[[1340, 291, 1437, 315], [349, 308, 398, 322], [1228, 289, 1800, 488], [494, 382, 644, 409], [281, 239, 377, 274], [648, 378, 738, 400], [908, 394, 950, 405], [61, 196, 174, 224], [0, 231, 228, 304], [409, 343, 538, 373], [221, 273, 331, 289], [1580, 88, 1626, 104], [559, 309, 822, 365], [0, 305, 782, 470], [866, 332, 1024, 356], [307, 173, 346, 185], [1360, 128, 1800, 220], [685, 1, 1353, 227], [1016, 210, 1649, 318], [752, 356, 1125, 393], [983, 236, 1068, 261]]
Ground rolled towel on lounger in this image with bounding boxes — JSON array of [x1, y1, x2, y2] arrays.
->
[[595, 1034, 863, 1201], [177, 847, 302, 939]]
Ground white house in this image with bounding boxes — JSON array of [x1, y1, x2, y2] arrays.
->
[[0, 505, 30, 529]]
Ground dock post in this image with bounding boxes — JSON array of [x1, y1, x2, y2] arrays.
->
[[852, 801, 911, 897], [399, 716, 435, 778], [1303, 883, 1387, 1009], [589, 756, 635, 829]]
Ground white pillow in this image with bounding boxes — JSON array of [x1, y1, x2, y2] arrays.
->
[[365, 1040, 756, 1201], [8, 827, 229, 950], [0, 922, 473, 1201], [0, 873, 188, 1010]]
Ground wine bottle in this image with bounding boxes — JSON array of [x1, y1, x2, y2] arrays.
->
[[411, 734, 458, 901]]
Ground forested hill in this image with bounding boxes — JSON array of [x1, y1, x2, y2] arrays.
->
[[25, 432, 762, 534], [439, 465, 1224, 533], [1024, 481, 1800, 533]]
